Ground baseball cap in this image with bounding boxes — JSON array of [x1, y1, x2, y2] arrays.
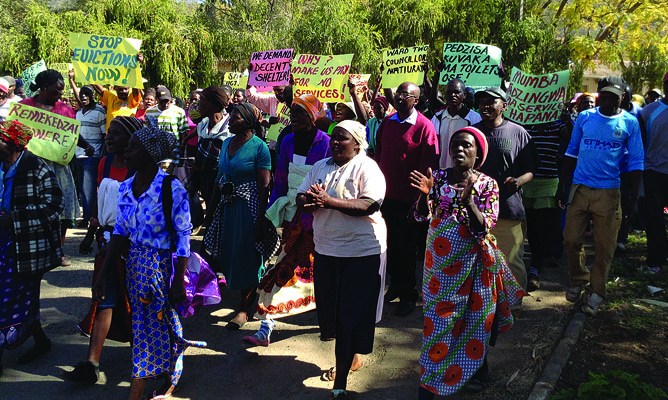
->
[[0, 77, 9, 94], [597, 76, 626, 96], [474, 87, 507, 102], [3, 76, 15, 89], [156, 85, 172, 101]]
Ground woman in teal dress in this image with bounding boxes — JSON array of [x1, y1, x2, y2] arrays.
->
[[204, 103, 277, 329]]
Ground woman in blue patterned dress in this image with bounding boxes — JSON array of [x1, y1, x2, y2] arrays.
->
[[410, 127, 526, 399], [93, 127, 205, 400]]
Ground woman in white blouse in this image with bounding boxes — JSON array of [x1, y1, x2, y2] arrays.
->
[[297, 120, 387, 400]]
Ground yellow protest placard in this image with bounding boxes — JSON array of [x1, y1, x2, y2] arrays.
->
[[382, 46, 428, 89], [292, 54, 354, 103], [50, 63, 74, 95], [69, 33, 143, 88], [343, 74, 371, 102], [6, 102, 81, 165], [222, 72, 249, 91], [267, 103, 290, 142], [505, 68, 570, 125]]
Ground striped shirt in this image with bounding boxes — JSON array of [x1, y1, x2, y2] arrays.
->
[[145, 105, 189, 140], [524, 121, 565, 178], [76, 105, 107, 157]]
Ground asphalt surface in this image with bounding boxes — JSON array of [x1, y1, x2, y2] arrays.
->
[[0, 228, 574, 400]]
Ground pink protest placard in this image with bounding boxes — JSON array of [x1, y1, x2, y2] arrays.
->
[[249, 49, 294, 87]]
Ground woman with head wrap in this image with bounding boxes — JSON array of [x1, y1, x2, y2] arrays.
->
[[21, 69, 95, 265], [203, 102, 278, 329], [64, 117, 143, 384], [410, 127, 526, 399], [243, 94, 331, 346], [0, 120, 64, 375], [182, 86, 233, 212], [297, 120, 387, 399], [92, 127, 205, 399]]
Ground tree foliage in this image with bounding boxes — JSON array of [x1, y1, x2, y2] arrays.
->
[[1, 0, 666, 96]]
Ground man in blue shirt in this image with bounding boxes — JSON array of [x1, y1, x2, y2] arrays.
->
[[558, 76, 644, 316]]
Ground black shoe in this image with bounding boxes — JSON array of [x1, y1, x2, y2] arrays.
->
[[16, 338, 51, 365], [384, 286, 399, 303], [395, 301, 416, 316], [63, 361, 99, 384], [527, 274, 540, 292]]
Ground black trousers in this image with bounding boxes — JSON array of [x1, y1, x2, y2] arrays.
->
[[381, 199, 428, 303]]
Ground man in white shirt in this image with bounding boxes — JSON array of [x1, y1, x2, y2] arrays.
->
[[430, 79, 481, 168]]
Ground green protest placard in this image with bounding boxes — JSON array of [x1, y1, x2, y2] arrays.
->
[[222, 71, 249, 91], [382, 46, 428, 89], [50, 63, 74, 95], [266, 102, 290, 142], [292, 54, 354, 103], [69, 33, 143, 88], [440, 43, 502, 87], [21, 60, 47, 98], [6, 102, 81, 165], [505, 67, 570, 125]]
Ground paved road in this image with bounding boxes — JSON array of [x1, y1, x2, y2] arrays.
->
[[0, 229, 573, 400]]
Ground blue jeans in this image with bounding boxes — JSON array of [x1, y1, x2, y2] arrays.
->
[[77, 157, 99, 221]]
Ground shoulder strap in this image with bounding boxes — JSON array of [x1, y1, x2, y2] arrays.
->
[[162, 174, 177, 251]]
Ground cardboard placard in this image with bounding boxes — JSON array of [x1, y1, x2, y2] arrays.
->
[[382, 46, 428, 89], [439, 43, 502, 88], [292, 54, 353, 102], [249, 49, 293, 86], [505, 68, 570, 125], [266, 102, 291, 142], [7, 102, 81, 165], [21, 60, 47, 98], [70, 33, 143, 88]]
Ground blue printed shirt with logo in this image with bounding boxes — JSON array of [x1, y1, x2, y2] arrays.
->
[[566, 107, 644, 189]]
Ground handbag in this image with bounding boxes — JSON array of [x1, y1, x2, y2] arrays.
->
[[163, 175, 221, 318]]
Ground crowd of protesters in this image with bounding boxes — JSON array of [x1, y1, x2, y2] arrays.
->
[[0, 53, 665, 399]]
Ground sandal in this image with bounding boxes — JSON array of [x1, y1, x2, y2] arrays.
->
[[226, 315, 247, 330], [320, 363, 364, 382], [61, 256, 72, 266]]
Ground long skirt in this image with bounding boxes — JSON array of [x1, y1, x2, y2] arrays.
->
[[78, 248, 132, 342], [313, 252, 381, 361], [126, 245, 206, 385], [255, 213, 316, 319], [0, 230, 41, 350], [419, 217, 526, 396]]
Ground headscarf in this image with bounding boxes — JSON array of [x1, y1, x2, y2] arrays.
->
[[134, 126, 178, 164], [449, 126, 488, 169], [335, 102, 357, 119], [575, 92, 595, 110], [372, 96, 390, 111], [0, 120, 33, 148], [201, 86, 227, 113], [234, 102, 262, 133], [336, 120, 368, 151], [110, 116, 144, 137], [292, 94, 325, 123]]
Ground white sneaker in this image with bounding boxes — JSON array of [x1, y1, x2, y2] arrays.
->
[[582, 293, 603, 316], [566, 285, 584, 302]]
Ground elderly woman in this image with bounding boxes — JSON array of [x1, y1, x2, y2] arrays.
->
[[20, 69, 94, 265], [244, 94, 330, 346], [297, 120, 386, 400], [0, 121, 63, 375], [409, 127, 526, 399], [93, 127, 205, 400], [203, 103, 278, 329]]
